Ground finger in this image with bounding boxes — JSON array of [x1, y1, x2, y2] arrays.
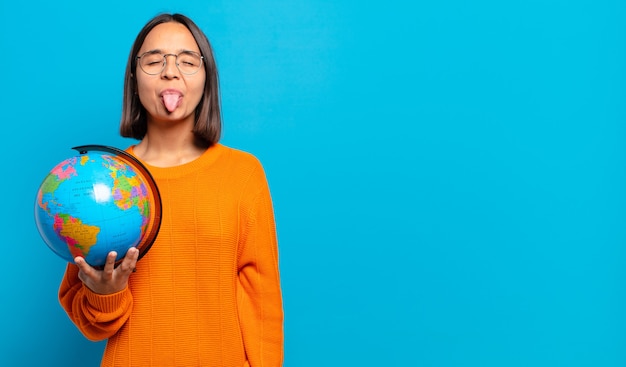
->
[[101, 251, 118, 280], [74, 257, 92, 283], [77, 270, 86, 284], [76, 266, 86, 283], [120, 247, 139, 274], [74, 257, 91, 274], [127, 247, 139, 261]]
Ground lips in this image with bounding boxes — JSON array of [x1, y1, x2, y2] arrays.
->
[[160, 89, 183, 112]]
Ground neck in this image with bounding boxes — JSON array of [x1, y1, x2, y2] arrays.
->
[[134, 117, 209, 167]]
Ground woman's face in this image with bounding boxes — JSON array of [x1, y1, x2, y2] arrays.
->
[[135, 22, 206, 124]]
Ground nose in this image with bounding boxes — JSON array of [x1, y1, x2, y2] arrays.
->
[[161, 54, 180, 79]]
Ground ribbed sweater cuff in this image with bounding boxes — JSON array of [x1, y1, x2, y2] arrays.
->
[[84, 287, 131, 313]]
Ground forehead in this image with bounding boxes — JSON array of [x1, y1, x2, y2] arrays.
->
[[139, 22, 200, 53]]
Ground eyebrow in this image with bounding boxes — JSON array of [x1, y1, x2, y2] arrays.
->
[[142, 48, 198, 54]]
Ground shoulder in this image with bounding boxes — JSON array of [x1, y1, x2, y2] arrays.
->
[[215, 144, 269, 189], [218, 144, 265, 171], [216, 145, 273, 201]]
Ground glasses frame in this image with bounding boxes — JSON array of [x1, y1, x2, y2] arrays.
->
[[136, 51, 204, 75]]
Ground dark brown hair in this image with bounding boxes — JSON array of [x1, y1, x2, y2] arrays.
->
[[119, 13, 221, 145]]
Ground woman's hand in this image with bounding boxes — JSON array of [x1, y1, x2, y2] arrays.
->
[[74, 247, 139, 295]]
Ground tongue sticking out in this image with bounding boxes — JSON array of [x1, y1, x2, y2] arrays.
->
[[162, 93, 182, 112]]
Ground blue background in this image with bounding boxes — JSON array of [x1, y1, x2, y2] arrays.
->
[[1, 0, 625, 366]]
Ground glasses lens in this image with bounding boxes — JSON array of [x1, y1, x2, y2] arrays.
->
[[177, 52, 203, 75], [139, 52, 164, 75]]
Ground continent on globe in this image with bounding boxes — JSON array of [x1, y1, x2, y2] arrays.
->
[[54, 213, 100, 258]]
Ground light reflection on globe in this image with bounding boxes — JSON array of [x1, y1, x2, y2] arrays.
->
[[34, 145, 161, 267]]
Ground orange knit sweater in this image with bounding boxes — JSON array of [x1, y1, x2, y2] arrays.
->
[[59, 144, 284, 367]]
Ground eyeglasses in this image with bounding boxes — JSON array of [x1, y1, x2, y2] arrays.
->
[[136, 51, 204, 75]]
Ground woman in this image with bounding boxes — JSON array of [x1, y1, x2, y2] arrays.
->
[[59, 13, 284, 367]]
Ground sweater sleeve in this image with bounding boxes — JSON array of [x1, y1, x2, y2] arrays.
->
[[58, 264, 134, 341], [237, 165, 284, 367]]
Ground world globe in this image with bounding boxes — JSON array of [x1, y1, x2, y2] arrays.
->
[[34, 145, 161, 267]]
